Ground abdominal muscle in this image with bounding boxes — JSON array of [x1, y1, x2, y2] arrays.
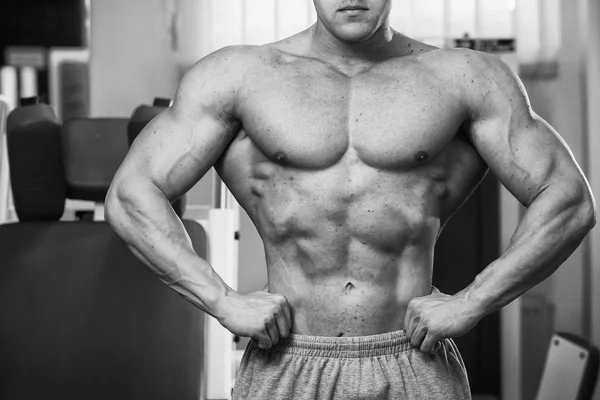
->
[[263, 231, 436, 337]]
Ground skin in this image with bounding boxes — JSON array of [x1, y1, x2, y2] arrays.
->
[[105, 0, 596, 355]]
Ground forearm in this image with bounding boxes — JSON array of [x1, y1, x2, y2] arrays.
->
[[460, 182, 596, 317], [105, 178, 230, 318]]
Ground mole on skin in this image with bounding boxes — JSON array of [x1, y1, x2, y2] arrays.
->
[[415, 151, 429, 163]]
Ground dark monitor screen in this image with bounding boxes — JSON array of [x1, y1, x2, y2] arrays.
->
[[0, 0, 85, 51]]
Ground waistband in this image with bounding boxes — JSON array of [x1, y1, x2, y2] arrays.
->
[[265, 329, 413, 358]]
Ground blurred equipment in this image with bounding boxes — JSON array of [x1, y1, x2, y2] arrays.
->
[[0, 66, 18, 110], [0, 102, 207, 400], [19, 66, 37, 98], [454, 35, 519, 74], [0, 95, 10, 222], [6, 96, 65, 221], [0, 98, 241, 399], [521, 294, 556, 399], [535, 333, 599, 400], [48, 48, 90, 122]]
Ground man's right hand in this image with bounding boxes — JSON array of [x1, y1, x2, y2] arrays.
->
[[216, 290, 292, 349]]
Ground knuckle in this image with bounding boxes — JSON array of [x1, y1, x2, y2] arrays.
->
[[275, 294, 287, 304], [408, 299, 419, 310], [426, 322, 439, 334]]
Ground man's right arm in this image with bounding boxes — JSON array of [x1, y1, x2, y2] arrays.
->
[[105, 46, 291, 349]]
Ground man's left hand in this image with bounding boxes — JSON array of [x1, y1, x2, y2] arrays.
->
[[404, 286, 483, 354]]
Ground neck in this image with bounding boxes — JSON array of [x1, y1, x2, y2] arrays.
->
[[309, 19, 401, 66]]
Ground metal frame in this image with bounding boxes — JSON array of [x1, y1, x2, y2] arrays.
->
[[0, 95, 12, 223]]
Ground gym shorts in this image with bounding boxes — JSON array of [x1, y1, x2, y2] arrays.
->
[[232, 329, 471, 400]]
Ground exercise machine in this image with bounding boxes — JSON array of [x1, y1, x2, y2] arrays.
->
[[0, 97, 241, 400]]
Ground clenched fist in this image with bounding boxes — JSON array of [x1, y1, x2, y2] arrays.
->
[[216, 290, 292, 349], [403, 286, 482, 354]]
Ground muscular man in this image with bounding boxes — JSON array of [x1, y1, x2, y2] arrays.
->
[[105, 1, 596, 398]]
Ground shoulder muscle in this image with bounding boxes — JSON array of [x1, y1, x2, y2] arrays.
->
[[172, 45, 257, 125]]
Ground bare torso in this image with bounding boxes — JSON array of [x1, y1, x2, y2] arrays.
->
[[214, 32, 488, 337]]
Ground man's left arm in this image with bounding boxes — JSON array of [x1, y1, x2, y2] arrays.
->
[[405, 50, 596, 353]]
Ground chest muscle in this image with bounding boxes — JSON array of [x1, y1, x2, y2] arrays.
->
[[238, 60, 465, 170]]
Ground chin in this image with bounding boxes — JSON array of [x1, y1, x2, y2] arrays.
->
[[332, 23, 378, 43]]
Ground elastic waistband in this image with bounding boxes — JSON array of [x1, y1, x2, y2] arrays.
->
[[266, 329, 412, 358]]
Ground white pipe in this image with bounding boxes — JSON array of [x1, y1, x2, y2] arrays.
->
[[0, 96, 11, 223], [93, 203, 105, 221], [19, 66, 38, 99], [500, 185, 524, 400], [221, 179, 230, 209], [212, 169, 222, 209], [0, 66, 18, 111], [206, 208, 239, 399]]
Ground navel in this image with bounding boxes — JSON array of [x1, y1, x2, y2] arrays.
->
[[415, 151, 429, 163], [344, 282, 355, 295]]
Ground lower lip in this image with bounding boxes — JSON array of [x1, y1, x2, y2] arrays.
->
[[340, 9, 368, 16]]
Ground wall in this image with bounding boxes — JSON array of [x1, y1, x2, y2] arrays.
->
[[521, 0, 589, 337], [90, 0, 179, 117], [585, 0, 600, 398], [89, 0, 214, 212]]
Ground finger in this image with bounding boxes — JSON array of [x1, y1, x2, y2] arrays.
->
[[421, 332, 440, 354], [404, 304, 415, 338], [281, 301, 293, 332], [274, 306, 290, 339], [273, 294, 292, 328], [405, 305, 421, 340], [261, 282, 269, 292], [255, 332, 272, 350], [406, 315, 419, 341], [265, 317, 280, 347], [411, 324, 427, 348]]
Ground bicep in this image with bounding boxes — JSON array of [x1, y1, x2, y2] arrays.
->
[[111, 47, 244, 201], [116, 107, 238, 201], [467, 54, 585, 207]]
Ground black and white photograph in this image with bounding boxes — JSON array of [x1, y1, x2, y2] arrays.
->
[[1, 1, 599, 399]]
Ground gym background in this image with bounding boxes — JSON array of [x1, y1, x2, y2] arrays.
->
[[1, 1, 599, 400]]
